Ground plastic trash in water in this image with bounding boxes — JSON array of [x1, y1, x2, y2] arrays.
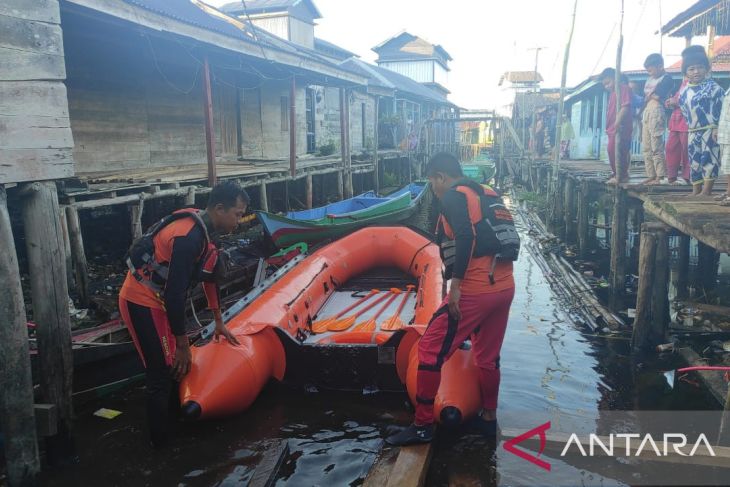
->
[[93, 408, 122, 419]]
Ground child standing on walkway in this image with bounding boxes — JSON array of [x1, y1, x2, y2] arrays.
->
[[641, 53, 674, 185], [665, 78, 690, 184], [679, 46, 724, 196]]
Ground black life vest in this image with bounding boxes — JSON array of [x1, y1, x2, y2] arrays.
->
[[436, 179, 520, 283], [125, 209, 221, 294]]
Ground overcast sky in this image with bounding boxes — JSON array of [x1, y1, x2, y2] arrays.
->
[[207, 0, 700, 109]]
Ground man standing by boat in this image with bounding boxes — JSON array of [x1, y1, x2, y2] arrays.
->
[[387, 152, 517, 446], [119, 181, 247, 447]]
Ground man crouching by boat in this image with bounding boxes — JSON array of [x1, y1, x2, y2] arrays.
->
[[118, 181, 247, 448], [386, 152, 517, 446]]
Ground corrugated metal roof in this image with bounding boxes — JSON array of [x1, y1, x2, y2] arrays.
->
[[314, 37, 359, 60], [339, 57, 453, 105], [220, 0, 321, 18], [660, 0, 721, 35], [111, 0, 363, 83], [125, 0, 255, 40], [372, 32, 452, 63]]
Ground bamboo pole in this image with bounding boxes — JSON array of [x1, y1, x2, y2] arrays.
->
[[0, 185, 40, 486], [614, 0, 625, 181], [65, 205, 90, 306], [552, 0, 579, 188]]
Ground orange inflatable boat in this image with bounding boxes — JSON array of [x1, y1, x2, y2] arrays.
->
[[180, 226, 483, 426]]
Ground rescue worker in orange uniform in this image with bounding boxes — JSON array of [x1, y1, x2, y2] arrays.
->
[[118, 181, 248, 447], [387, 152, 516, 445]]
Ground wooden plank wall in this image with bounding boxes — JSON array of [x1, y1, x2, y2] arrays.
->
[[62, 17, 210, 173], [60, 8, 319, 175], [0, 0, 74, 183]]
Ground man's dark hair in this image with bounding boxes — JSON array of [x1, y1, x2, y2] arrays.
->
[[644, 53, 664, 68], [599, 67, 616, 80], [425, 152, 463, 178], [207, 180, 250, 209]]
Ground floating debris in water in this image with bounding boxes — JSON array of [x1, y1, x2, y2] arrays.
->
[[93, 408, 122, 419]]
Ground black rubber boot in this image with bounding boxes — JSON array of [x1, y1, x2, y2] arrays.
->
[[385, 423, 434, 446], [469, 416, 499, 438]]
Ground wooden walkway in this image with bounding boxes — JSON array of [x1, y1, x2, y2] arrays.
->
[[62, 157, 378, 202], [547, 159, 730, 254]]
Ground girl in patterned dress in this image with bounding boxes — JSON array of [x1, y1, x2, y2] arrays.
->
[[679, 46, 724, 196]]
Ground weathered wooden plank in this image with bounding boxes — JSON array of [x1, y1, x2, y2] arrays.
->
[[73, 151, 150, 171], [0, 14, 64, 56], [21, 181, 74, 460], [0, 148, 74, 184], [0, 0, 61, 23], [0, 81, 69, 117], [0, 115, 73, 149], [362, 447, 399, 487], [0, 46, 65, 81], [248, 440, 289, 487], [0, 185, 41, 485], [385, 443, 433, 487], [643, 199, 730, 254]]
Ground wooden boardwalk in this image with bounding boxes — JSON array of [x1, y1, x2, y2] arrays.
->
[[542, 158, 730, 255]]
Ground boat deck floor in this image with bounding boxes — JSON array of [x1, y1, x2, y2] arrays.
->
[[303, 267, 421, 344], [305, 291, 418, 344]]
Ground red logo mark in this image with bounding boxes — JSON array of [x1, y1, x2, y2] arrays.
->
[[503, 421, 552, 471]]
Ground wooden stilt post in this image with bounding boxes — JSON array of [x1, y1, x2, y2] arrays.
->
[[651, 225, 670, 336], [577, 179, 590, 258], [184, 186, 197, 206], [202, 56, 217, 187], [697, 242, 719, 293], [66, 205, 89, 306], [289, 76, 297, 178], [283, 180, 290, 211], [305, 174, 313, 209], [339, 87, 353, 198], [130, 195, 145, 240], [373, 96, 380, 193], [337, 170, 344, 201], [608, 186, 628, 312], [0, 185, 41, 486], [20, 182, 74, 460], [563, 176, 575, 243], [259, 181, 269, 212], [553, 174, 564, 229], [677, 234, 690, 299], [58, 204, 74, 291], [632, 223, 658, 351], [629, 204, 644, 272]]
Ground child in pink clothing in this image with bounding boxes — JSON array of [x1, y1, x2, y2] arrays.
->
[[665, 78, 690, 184]]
